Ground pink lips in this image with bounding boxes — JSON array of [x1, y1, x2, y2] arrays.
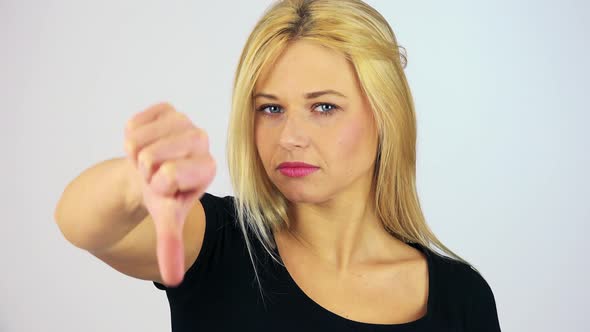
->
[[277, 162, 319, 178]]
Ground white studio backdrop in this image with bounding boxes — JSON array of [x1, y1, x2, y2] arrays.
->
[[1, 0, 588, 331]]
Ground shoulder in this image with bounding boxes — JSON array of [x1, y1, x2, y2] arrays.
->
[[428, 251, 495, 304], [431, 254, 492, 295], [200, 192, 235, 215], [199, 192, 237, 227], [426, 250, 501, 330]]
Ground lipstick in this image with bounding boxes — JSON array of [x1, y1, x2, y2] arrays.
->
[[277, 162, 319, 178]]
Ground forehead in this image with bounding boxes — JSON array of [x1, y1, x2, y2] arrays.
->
[[254, 40, 358, 95]]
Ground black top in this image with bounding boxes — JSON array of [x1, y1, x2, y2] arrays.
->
[[154, 193, 501, 331]]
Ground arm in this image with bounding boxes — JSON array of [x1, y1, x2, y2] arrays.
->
[[53, 157, 205, 284]]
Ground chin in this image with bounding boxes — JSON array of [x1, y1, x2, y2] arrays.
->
[[278, 187, 329, 205]]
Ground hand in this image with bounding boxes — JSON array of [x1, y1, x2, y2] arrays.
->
[[123, 102, 216, 286]]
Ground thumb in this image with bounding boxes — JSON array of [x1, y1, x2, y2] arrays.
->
[[154, 204, 187, 287]]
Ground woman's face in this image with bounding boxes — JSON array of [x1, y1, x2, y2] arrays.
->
[[254, 40, 379, 204]]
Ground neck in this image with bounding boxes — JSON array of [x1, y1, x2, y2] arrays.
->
[[282, 179, 391, 272]]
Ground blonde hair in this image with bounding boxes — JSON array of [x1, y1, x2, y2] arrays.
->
[[227, 0, 471, 299]]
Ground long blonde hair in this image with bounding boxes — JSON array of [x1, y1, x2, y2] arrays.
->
[[227, 0, 470, 298]]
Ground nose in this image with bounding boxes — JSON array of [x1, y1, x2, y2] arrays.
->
[[278, 112, 309, 150]]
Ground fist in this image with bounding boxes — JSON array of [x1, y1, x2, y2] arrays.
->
[[124, 102, 216, 286]]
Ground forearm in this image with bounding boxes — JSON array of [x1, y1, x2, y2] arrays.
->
[[54, 157, 148, 252]]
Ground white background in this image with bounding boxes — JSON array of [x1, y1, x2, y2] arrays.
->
[[1, 0, 588, 331]]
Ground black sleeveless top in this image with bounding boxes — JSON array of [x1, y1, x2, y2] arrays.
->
[[153, 193, 501, 331]]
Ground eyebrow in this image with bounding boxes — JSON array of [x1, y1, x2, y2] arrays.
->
[[253, 89, 347, 100]]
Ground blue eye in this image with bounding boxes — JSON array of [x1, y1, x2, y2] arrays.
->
[[256, 103, 339, 117], [313, 103, 338, 116], [257, 105, 283, 115]]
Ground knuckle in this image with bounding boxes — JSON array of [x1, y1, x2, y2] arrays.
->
[[194, 128, 209, 147], [187, 129, 202, 142], [185, 129, 207, 152], [172, 110, 187, 123], [200, 129, 209, 145], [159, 101, 176, 112]]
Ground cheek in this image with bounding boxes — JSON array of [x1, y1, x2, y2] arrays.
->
[[335, 121, 366, 160], [255, 125, 273, 167]]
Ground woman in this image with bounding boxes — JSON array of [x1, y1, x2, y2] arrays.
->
[[55, 0, 501, 330]]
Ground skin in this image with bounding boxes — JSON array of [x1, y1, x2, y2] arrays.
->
[[254, 40, 428, 324]]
